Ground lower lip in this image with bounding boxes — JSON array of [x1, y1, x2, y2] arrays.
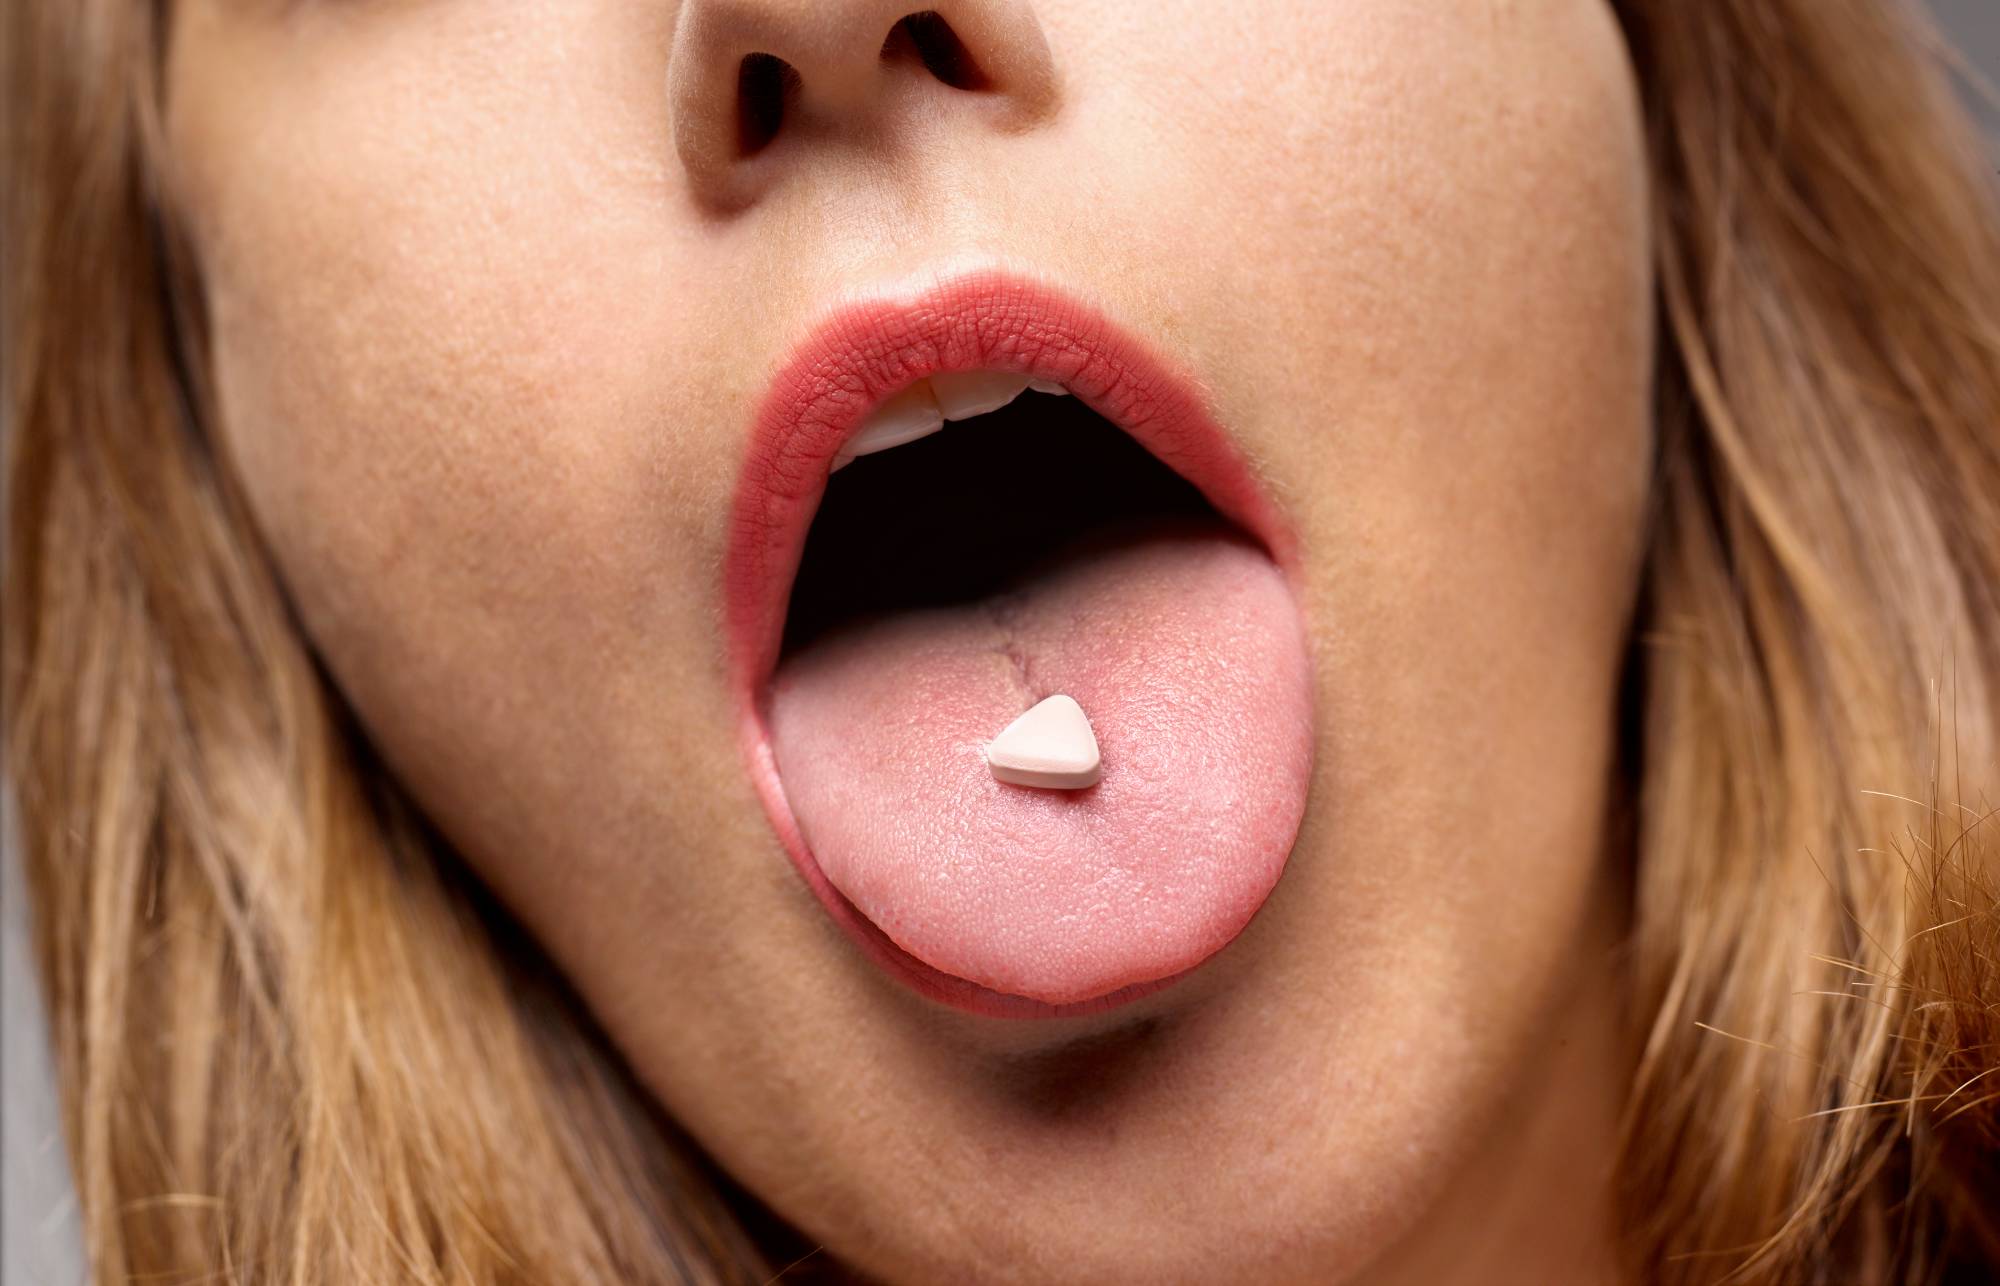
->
[[725, 270, 1297, 1018]]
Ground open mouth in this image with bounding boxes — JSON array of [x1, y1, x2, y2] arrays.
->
[[727, 272, 1314, 1017]]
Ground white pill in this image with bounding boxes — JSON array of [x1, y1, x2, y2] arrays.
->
[[986, 694, 1102, 790]]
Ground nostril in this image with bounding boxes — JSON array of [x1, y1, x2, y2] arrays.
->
[[736, 52, 801, 156], [881, 11, 992, 92]]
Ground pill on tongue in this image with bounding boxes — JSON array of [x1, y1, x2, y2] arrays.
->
[[986, 694, 1102, 789]]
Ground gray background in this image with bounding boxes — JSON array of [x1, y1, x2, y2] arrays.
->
[[5, 7, 2000, 1285], [1937, 0, 2000, 145]]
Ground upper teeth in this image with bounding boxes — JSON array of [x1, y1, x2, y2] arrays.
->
[[834, 382, 943, 467], [830, 373, 1069, 472], [930, 371, 1035, 421]]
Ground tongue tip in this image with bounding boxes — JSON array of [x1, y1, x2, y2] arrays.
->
[[849, 845, 1293, 1008], [941, 945, 1224, 1010], [805, 857, 1219, 1013], [868, 910, 1227, 1010]]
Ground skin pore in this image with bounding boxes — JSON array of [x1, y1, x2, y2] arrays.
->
[[164, 0, 1653, 1281]]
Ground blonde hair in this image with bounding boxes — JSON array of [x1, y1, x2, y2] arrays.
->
[[6, 0, 1999, 1281]]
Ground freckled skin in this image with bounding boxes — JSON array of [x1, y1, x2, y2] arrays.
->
[[165, 1, 1652, 1282]]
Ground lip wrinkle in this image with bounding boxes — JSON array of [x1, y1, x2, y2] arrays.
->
[[726, 268, 1299, 1019]]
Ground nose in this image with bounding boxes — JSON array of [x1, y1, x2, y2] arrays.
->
[[668, 0, 1059, 210]]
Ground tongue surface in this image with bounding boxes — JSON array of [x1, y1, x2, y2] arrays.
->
[[768, 524, 1313, 1006]]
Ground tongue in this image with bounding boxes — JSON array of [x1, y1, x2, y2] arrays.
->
[[767, 523, 1313, 1006]]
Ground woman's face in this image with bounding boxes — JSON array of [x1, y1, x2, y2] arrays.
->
[[167, 0, 1652, 1279]]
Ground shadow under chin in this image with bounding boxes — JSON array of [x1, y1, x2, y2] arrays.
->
[[987, 1016, 1168, 1124]]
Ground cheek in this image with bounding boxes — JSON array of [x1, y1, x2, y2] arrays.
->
[[166, 2, 771, 952], [1133, 0, 1653, 1030], [1039, 0, 1654, 630], [1195, 0, 1656, 534], [1189, 0, 1656, 691], [175, 3, 702, 628]]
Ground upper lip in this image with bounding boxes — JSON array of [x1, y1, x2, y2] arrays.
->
[[726, 268, 1295, 696], [724, 267, 1296, 1017]]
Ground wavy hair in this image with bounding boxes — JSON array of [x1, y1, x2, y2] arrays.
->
[[6, 1, 1999, 1280]]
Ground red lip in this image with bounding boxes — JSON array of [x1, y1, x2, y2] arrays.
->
[[725, 269, 1300, 1018]]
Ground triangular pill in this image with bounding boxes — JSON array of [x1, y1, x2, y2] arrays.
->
[[986, 694, 1102, 790]]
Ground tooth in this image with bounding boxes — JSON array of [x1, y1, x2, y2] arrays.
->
[[1026, 379, 1070, 396], [842, 382, 945, 460], [931, 371, 1033, 421]]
